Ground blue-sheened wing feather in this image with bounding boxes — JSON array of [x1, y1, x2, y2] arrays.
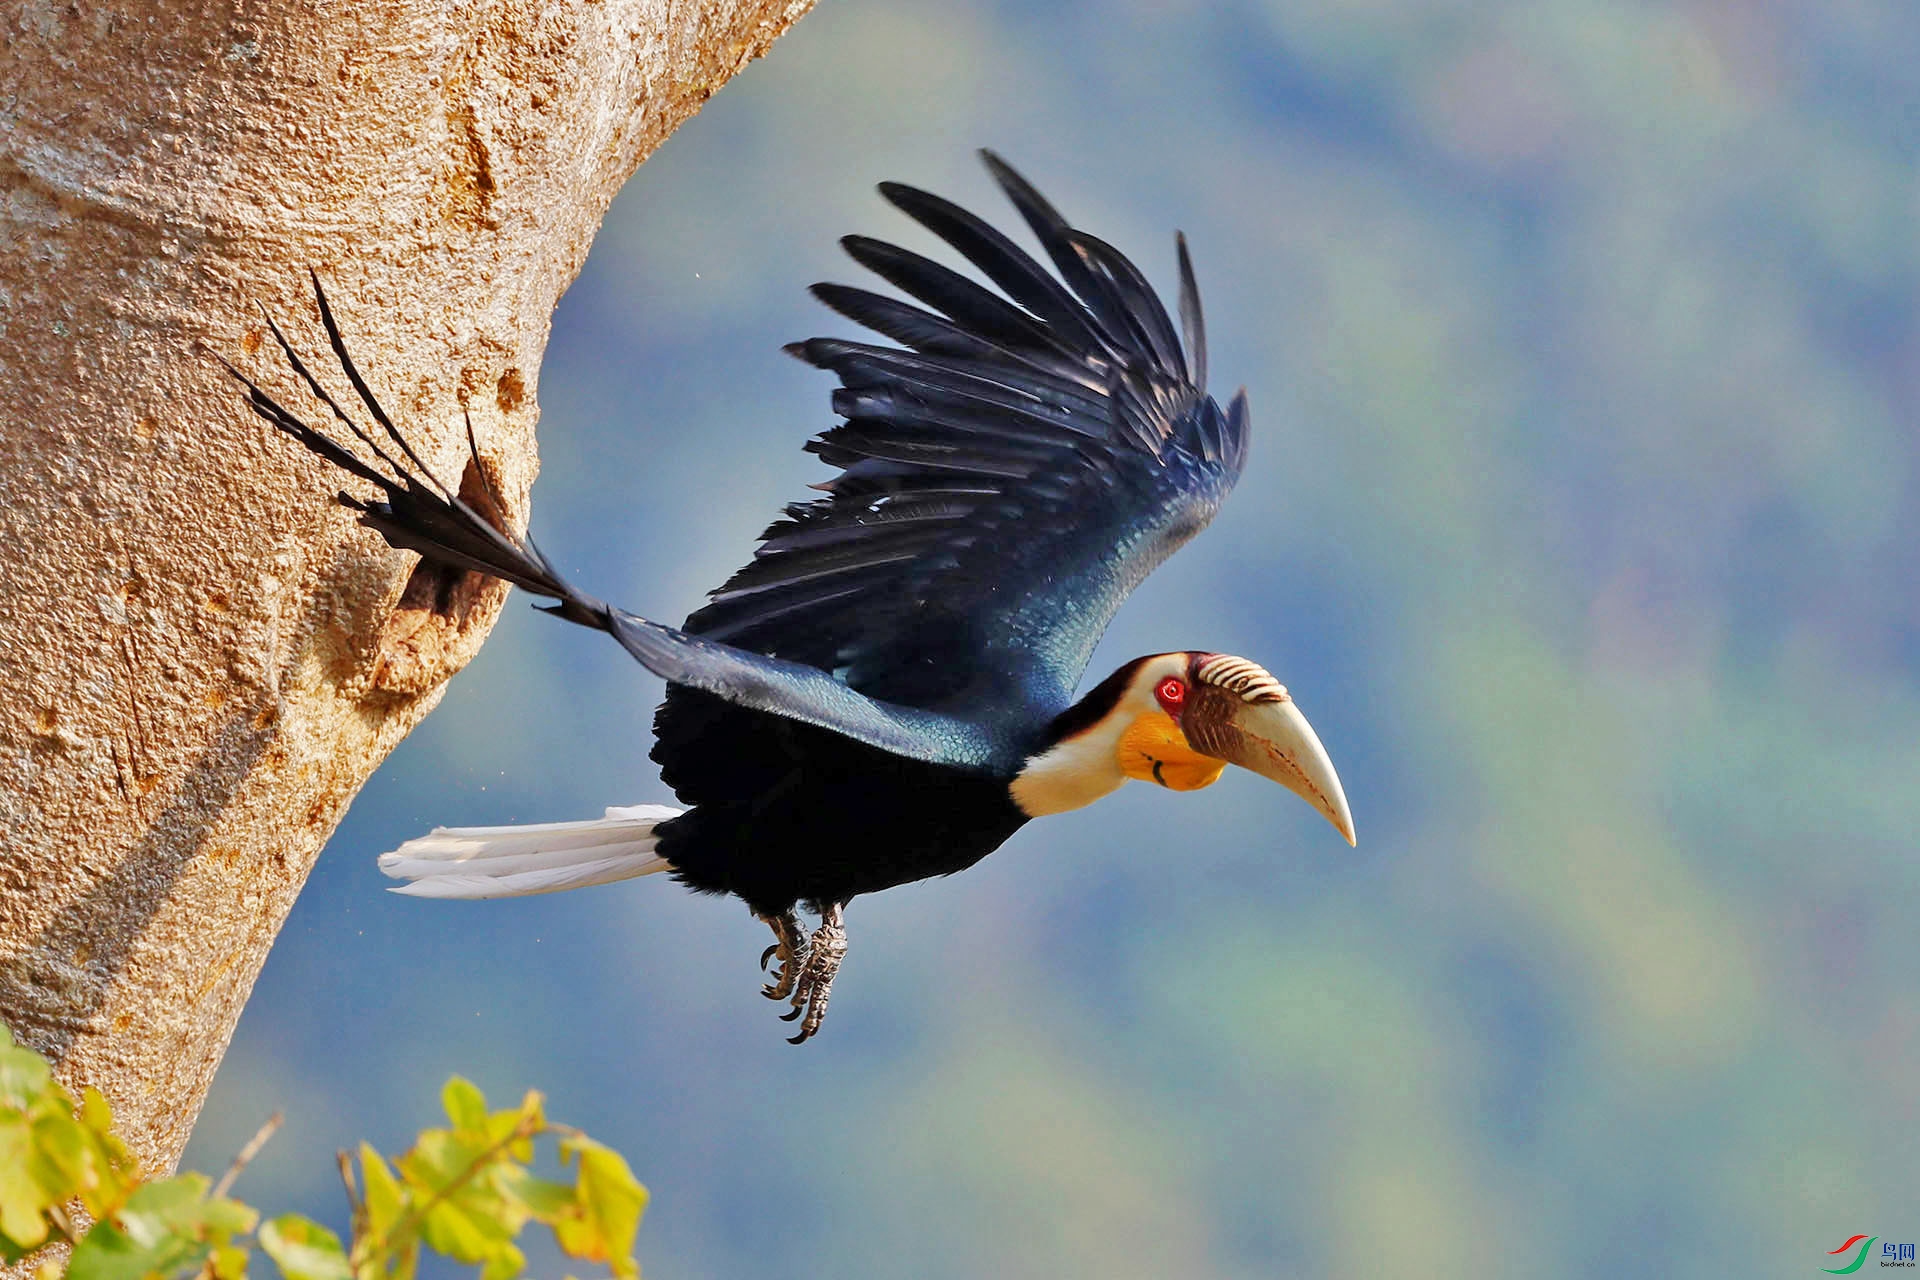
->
[[678, 152, 1248, 731]]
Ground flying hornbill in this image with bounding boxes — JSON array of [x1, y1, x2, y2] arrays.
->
[[225, 152, 1355, 1043]]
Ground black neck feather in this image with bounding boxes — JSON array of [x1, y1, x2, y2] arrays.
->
[[1041, 655, 1154, 746]]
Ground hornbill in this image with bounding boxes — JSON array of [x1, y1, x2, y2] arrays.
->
[[225, 152, 1355, 1042]]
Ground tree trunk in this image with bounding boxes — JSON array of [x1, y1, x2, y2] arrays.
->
[[0, 0, 812, 1174]]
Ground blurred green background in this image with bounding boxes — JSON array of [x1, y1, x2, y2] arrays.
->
[[186, 1, 1920, 1276]]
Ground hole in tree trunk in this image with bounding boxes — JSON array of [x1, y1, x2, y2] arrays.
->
[[371, 451, 513, 695], [393, 455, 501, 621]]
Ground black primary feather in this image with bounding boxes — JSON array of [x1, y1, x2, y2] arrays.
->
[[666, 151, 1248, 740]]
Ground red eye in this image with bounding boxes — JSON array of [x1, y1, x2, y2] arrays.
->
[[1155, 677, 1186, 710]]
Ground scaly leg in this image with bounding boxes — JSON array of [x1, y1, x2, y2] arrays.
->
[[781, 902, 847, 1045], [757, 910, 808, 1002]]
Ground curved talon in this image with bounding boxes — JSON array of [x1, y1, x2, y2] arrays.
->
[[756, 905, 843, 1043], [756, 910, 807, 1003], [763, 964, 799, 1001], [763, 954, 801, 998]]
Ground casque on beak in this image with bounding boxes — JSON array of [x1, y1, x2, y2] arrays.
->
[[1179, 673, 1356, 846]]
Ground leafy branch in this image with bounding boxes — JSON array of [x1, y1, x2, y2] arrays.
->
[[0, 1026, 647, 1280]]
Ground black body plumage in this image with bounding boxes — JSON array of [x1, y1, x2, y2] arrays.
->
[[228, 152, 1248, 922]]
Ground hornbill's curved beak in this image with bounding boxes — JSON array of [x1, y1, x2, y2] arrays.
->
[[1182, 689, 1356, 846]]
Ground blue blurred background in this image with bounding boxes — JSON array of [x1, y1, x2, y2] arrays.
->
[[186, 2, 1920, 1276]]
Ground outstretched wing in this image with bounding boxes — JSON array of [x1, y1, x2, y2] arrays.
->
[[682, 151, 1250, 725]]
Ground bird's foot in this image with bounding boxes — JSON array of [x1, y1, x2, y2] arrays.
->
[[781, 902, 847, 1045], [758, 910, 809, 1002]]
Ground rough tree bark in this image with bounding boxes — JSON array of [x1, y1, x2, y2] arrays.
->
[[0, 0, 813, 1174]]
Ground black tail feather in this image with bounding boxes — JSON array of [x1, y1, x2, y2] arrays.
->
[[225, 274, 613, 634], [257, 304, 413, 487], [307, 269, 453, 494]]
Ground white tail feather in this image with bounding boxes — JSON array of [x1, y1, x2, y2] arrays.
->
[[378, 804, 683, 900]]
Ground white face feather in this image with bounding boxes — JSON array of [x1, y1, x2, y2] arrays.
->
[[1008, 654, 1190, 818]]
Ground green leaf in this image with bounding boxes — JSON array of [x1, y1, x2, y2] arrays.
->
[[260, 1215, 351, 1280], [397, 1125, 531, 1262], [552, 1138, 646, 1280], [367, 1238, 419, 1280], [0, 1045, 53, 1109], [76, 1089, 116, 1139], [194, 1197, 259, 1239], [209, 1242, 252, 1280], [353, 1143, 419, 1280], [476, 1241, 524, 1280], [356, 1145, 404, 1244], [487, 1093, 542, 1163], [69, 1089, 141, 1218], [342, 1087, 649, 1280], [0, 1112, 52, 1253], [68, 1174, 256, 1280], [439, 1080, 487, 1136], [417, 1195, 509, 1264], [396, 1129, 489, 1193], [30, 1104, 90, 1190], [494, 1168, 572, 1225], [69, 1215, 208, 1280]]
